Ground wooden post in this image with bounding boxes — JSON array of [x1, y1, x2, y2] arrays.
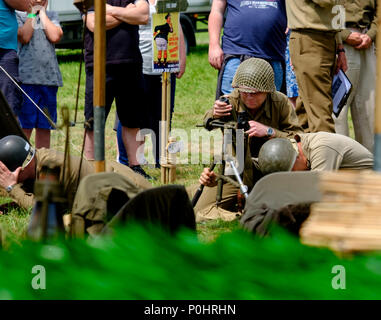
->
[[374, 3, 381, 171], [161, 72, 172, 184], [93, 0, 106, 173]]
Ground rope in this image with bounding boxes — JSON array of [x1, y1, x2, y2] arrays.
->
[[0, 65, 85, 156], [0, 65, 57, 129]]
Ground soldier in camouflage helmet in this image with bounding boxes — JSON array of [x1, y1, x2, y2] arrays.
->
[[193, 58, 303, 222], [231, 58, 276, 93]]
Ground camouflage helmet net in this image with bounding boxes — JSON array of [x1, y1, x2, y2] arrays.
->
[[258, 138, 299, 176], [232, 58, 276, 93]]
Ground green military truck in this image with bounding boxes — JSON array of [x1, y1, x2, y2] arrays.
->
[[48, 0, 211, 52]]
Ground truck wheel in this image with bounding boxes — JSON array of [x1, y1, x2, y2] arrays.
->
[[180, 14, 196, 55]]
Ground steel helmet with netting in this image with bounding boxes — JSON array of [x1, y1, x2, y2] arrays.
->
[[232, 58, 276, 93], [258, 138, 299, 175]]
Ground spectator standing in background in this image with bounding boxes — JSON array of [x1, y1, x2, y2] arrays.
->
[[0, 0, 31, 115], [208, 0, 287, 98], [83, 0, 151, 179], [334, 1, 377, 152], [16, 0, 63, 149], [115, 0, 186, 170], [286, 0, 348, 133]]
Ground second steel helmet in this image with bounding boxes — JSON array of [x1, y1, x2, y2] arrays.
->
[[232, 58, 276, 93], [0, 135, 35, 172], [258, 138, 299, 175]]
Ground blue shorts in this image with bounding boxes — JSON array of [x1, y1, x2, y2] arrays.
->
[[19, 84, 58, 130]]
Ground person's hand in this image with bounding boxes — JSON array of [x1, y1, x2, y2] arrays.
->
[[199, 168, 217, 187], [344, 32, 362, 47], [355, 34, 372, 50], [0, 161, 20, 190], [212, 98, 232, 118], [245, 121, 271, 138], [176, 61, 186, 79], [336, 51, 348, 73], [208, 44, 224, 70]]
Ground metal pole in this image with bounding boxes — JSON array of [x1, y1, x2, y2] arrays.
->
[[93, 0, 106, 172], [161, 72, 169, 183], [374, 3, 381, 171]]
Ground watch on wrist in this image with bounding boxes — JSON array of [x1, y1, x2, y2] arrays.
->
[[266, 127, 274, 137], [5, 185, 14, 193]]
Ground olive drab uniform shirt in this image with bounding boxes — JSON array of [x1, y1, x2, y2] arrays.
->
[[340, 0, 378, 42], [5, 148, 152, 210], [286, 0, 345, 43], [203, 89, 303, 190], [298, 132, 374, 171]]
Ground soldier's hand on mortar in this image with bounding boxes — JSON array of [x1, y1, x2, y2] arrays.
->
[[199, 168, 217, 187], [245, 121, 270, 138], [0, 161, 20, 190], [213, 98, 232, 118]]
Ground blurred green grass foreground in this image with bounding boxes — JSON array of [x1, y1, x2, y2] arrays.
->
[[1, 223, 381, 300]]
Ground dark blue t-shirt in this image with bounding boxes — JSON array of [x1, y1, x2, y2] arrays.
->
[[222, 0, 287, 61]]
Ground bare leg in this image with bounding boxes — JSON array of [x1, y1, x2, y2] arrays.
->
[[35, 128, 51, 149], [23, 128, 33, 140], [122, 126, 140, 166], [84, 130, 94, 160]]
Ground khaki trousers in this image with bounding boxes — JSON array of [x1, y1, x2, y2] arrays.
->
[[289, 30, 337, 133], [333, 43, 376, 152], [188, 182, 241, 222]]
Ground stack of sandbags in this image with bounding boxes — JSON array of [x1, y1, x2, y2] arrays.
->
[[300, 170, 381, 252]]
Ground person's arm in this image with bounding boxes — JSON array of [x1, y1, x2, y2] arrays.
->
[[6, 184, 34, 209], [17, 12, 34, 44], [342, 31, 362, 47], [84, 11, 122, 33], [39, 9, 63, 44], [0, 160, 34, 208], [336, 43, 348, 73], [4, 0, 32, 11], [366, 6, 378, 42], [106, 0, 149, 25], [176, 24, 186, 79], [208, 0, 226, 70]]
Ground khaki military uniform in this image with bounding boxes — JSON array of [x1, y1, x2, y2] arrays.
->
[[5, 148, 152, 210], [240, 171, 322, 234], [334, 0, 377, 151], [298, 132, 374, 170], [194, 90, 303, 222], [71, 172, 149, 236], [286, 0, 345, 133]]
